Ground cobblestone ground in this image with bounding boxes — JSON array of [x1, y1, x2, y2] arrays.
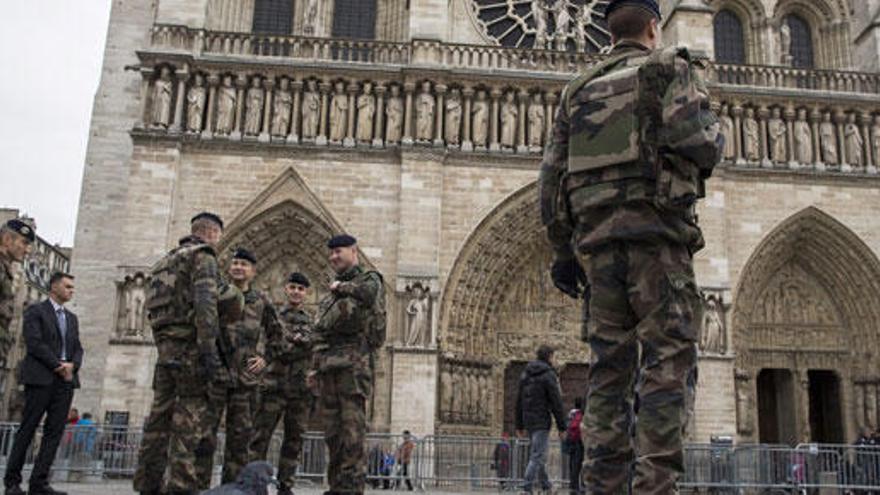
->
[[51, 482, 500, 494]]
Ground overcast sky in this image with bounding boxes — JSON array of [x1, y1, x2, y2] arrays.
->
[[0, 0, 112, 247]]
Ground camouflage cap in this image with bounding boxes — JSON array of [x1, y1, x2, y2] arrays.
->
[[605, 0, 661, 20], [191, 211, 224, 229], [327, 234, 357, 249], [232, 247, 257, 265], [5, 219, 35, 243], [287, 272, 311, 288]]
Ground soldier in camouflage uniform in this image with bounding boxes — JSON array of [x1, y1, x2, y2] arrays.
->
[[538, 1, 723, 493], [308, 234, 385, 495], [250, 272, 313, 495], [134, 212, 233, 495], [196, 248, 280, 488], [0, 220, 34, 384]]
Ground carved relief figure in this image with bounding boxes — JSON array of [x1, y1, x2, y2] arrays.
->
[[735, 374, 753, 434], [215, 75, 237, 135], [445, 89, 463, 146], [527, 93, 545, 148], [845, 114, 864, 167], [719, 104, 735, 160], [532, 0, 549, 49], [500, 91, 518, 149], [451, 371, 464, 421], [151, 67, 174, 129], [779, 22, 792, 65], [551, 0, 572, 49], [185, 73, 206, 133], [793, 109, 813, 164], [405, 285, 430, 347], [743, 107, 760, 162], [385, 85, 403, 144], [119, 273, 147, 337], [356, 82, 375, 143], [768, 108, 787, 163], [441, 368, 454, 421], [301, 79, 320, 140], [416, 81, 435, 142], [873, 116, 880, 166], [700, 298, 724, 354], [244, 76, 264, 136], [472, 90, 490, 147], [329, 81, 348, 142], [304, 0, 320, 35], [271, 77, 293, 137], [468, 371, 480, 423], [820, 112, 838, 164]]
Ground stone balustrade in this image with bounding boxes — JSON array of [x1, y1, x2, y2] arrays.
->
[[711, 63, 880, 95]]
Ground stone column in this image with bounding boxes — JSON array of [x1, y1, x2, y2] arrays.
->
[[546, 92, 558, 144], [259, 77, 274, 143], [867, 385, 878, 430], [231, 75, 247, 140], [172, 66, 188, 134], [758, 106, 770, 167], [732, 102, 744, 164], [861, 112, 874, 171], [402, 82, 415, 146], [289, 80, 302, 144], [373, 84, 386, 148], [317, 81, 330, 146], [461, 87, 474, 152], [202, 73, 219, 139], [434, 84, 447, 147], [137, 69, 153, 129], [784, 105, 797, 169], [795, 369, 811, 444], [834, 109, 847, 171], [517, 89, 529, 154], [489, 88, 501, 152], [810, 107, 822, 171], [344, 82, 358, 148]]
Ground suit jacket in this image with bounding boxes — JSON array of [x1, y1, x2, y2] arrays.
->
[[19, 299, 83, 388]]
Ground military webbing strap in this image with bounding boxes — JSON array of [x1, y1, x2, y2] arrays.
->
[[561, 52, 633, 112]]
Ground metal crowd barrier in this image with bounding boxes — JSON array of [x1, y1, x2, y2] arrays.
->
[[1, 422, 879, 493]]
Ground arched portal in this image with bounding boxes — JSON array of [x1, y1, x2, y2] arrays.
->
[[438, 183, 586, 434], [732, 207, 880, 444]]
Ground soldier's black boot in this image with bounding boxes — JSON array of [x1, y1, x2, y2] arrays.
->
[[277, 485, 294, 495]]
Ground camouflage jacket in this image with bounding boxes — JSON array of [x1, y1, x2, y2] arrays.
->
[[0, 253, 16, 351], [264, 304, 312, 394], [219, 287, 279, 388], [539, 41, 723, 257], [312, 265, 384, 373]]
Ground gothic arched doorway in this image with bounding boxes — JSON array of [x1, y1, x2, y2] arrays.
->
[[732, 207, 880, 444]]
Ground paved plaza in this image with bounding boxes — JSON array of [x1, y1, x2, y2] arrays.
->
[[52, 482, 487, 494]]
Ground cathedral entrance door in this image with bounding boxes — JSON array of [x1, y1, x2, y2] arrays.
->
[[559, 363, 589, 414], [807, 370, 844, 443], [757, 368, 797, 444], [503, 361, 528, 434]]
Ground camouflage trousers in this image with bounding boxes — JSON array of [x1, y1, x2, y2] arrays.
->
[[578, 241, 701, 495], [317, 366, 372, 495], [195, 380, 257, 488], [250, 388, 310, 490], [133, 339, 210, 494]]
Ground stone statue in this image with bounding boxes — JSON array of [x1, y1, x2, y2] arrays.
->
[[385, 85, 403, 144], [873, 116, 880, 167], [743, 107, 760, 162], [123, 274, 147, 336], [185, 73, 206, 133], [532, 0, 550, 49], [779, 22, 792, 65], [472, 90, 489, 147], [441, 368, 454, 421], [793, 109, 813, 164], [820, 112, 838, 164], [451, 371, 464, 421], [329, 81, 348, 143], [500, 91, 518, 149], [301, 79, 320, 140], [271, 77, 293, 137], [445, 89, 463, 146], [416, 81, 435, 142], [304, 0, 320, 35], [527, 93, 545, 149], [735, 376, 753, 434], [151, 67, 174, 129], [356, 82, 375, 143], [405, 285, 429, 347], [551, 0, 572, 50], [845, 114, 864, 167], [468, 371, 480, 422], [244, 76, 264, 136], [700, 298, 724, 354], [719, 104, 735, 160], [479, 374, 490, 423], [767, 107, 787, 163], [215, 74, 237, 135]]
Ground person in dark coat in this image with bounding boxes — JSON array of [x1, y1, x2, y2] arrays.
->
[[515, 345, 566, 494]]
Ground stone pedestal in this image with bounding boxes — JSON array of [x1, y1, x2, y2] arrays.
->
[[389, 347, 439, 436], [693, 354, 737, 442]]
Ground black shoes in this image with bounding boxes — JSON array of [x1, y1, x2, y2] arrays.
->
[[27, 486, 67, 495], [4, 486, 25, 495]]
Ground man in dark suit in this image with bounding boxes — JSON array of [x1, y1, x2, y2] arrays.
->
[[4, 272, 83, 495]]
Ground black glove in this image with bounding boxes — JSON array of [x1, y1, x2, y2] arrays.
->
[[197, 345, 221, 383], [551, 256, 587, 299]]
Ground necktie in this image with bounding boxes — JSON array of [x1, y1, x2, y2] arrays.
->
[[56, 308, 67, 361]]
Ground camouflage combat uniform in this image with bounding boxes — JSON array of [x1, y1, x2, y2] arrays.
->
[[539, 41, 722, 494], [196, 287, 279, 488], [0, 253, 17, 379], [133, 235, 224, 495], [312, 265, 385, 495], [249, 303, 313, 492]]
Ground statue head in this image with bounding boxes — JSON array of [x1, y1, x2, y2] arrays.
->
[[391, 84, 400, 96], [279, 77, 289, 90], [194, 73, 204, 86], [160, 66, 172, 80], [797, 108, 807, 120], [450, 88, 461, 99], [772, 107, 781, 118], [477, 89, 487, 100], [363, 81, 373, 93], [532, 92, 542, 103], [847, 113, 856, 124], [307, 79, 317, 91], [823, 112, 832, 122], [745, 107, 754, 118], [505, 91, 515, 102], [334, 81, 344, 92], [223, 75, 233, 87], [875, 115, 880, 126], [421, 81, 431, 93], [251, 76, 261, 88]]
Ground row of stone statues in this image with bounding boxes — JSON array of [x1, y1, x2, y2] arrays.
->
[[439, 364, 491, 426], [717, 102, 879, 171], [146, 67, 556, 152]]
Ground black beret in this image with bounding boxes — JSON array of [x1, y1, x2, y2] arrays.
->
[[605, 0, 661, 20], [232, 248, 257, 265], [191, 211, 224, 229], [287, 272, 311, 288], [327, 234, 357, 249], [5, 219, 35, 243]]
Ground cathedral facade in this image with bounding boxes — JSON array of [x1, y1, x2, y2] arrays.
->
[[70, 0, 880, 444]]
